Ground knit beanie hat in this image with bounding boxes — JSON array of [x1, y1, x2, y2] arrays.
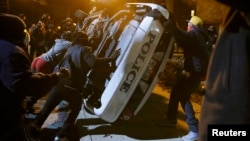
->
[[0, 13, 26, 43]]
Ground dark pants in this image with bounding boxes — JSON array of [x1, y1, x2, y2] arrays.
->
[[33, 81, 82, 130], [166, 73, 201, 132]]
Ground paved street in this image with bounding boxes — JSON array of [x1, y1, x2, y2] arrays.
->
[[31, 84, 202, 141]]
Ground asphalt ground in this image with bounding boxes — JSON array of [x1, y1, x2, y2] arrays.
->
[[29, 83, 202, 141]]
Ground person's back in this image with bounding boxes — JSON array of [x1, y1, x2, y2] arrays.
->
[[54, 31, 102, 88], [173, 16, 209, 77], [55, 43, 92, 89], [54, 31, 121, 89], [42, 38, 72, 66], [31, 30, 73, 73]]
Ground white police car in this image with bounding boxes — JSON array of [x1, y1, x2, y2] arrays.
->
[[81, 2, 175, 123]]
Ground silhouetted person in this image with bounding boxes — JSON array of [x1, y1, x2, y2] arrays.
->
[[199, 0, 250, 141], [0, 13, 70, 141]]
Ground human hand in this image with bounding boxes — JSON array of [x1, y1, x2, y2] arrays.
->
[[110, 48, 121, 61], [163, 19, 177, 33], [56, 68, 71, 80], [148, 9, 166, 22]]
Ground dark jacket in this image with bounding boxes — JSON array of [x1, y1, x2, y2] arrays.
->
[[0, 39, 59, 139], [172, 26, 209, 75], [199, 7, 250, 141], [54, 43, 113, 90]]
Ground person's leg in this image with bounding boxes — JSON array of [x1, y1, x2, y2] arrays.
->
[[166, 77, 187, 121], [157, 77, 186, 127], [180, 101, 199, 141], [26, 58, 52, 114], [33, 83, 64, 127], [54, 86, 83, 141], [180, 75, 200, 132], [179, 75, 200, 141], [63, 88, 82, 126], [182, 101, 199, 132]]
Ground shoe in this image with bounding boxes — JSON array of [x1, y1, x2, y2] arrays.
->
[[181, 131, 198, 141], [54, 128, 69, 141], [86, 91, 102, 108], [54, 124, 79, 141], [54, 136, 70, 141], [156, 118, 177, 127]]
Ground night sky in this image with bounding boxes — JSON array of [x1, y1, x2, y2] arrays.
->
[[2, 0, 90, 27], [1, 0, 166, 27]]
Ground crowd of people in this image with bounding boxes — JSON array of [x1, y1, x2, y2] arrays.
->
[[22, 13, 84, 61], [0, 7, 120, 141], [0, 0, 249, 141]]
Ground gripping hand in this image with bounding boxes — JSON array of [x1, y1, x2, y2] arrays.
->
[[110, 48, 121, 61], [56, 68, 71, 81]]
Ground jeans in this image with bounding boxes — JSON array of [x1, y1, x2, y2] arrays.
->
[[166, 73, 201, 132]]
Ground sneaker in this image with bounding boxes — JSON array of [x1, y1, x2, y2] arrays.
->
[[181, 131, 198, 141], [54, 136, 70, 141], [54, 128, 69, 141], [54, 124, 79, 141], [156, 118, 177, 127]]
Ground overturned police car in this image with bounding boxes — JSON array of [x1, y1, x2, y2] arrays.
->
[[80, 2, 175, 123]]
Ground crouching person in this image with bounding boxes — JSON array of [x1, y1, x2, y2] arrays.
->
[[32, 31, 120, 141]]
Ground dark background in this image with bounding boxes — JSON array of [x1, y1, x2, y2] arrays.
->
[[0, 0, 166, 27], [0, 0, 91, 27], [1, 0, 210, 30]]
